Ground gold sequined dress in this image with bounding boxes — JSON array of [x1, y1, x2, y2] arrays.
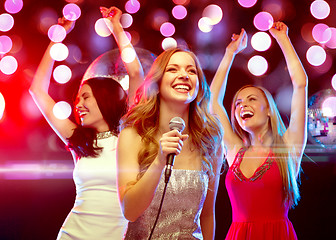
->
[[125, 169, 209, 239]]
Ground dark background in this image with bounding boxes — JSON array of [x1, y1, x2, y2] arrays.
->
[[0, 0, 335, 239]]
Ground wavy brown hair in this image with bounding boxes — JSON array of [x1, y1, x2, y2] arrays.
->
[[122, 48, 223, 182], [231, 85, 300, 208]]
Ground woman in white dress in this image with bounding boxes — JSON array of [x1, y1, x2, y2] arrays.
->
[[29, 6, 144, 240]]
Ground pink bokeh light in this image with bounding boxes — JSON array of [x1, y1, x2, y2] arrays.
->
[[253, 11, 274, 31]]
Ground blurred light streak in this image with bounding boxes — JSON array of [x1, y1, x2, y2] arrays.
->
[[0, 161, 73, 180]]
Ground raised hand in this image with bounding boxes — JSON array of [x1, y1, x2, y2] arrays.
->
[[57, 16, 75, 35], [100, 6, 122, 24], [269, 21, 289, 41], [226, 28, 248, 55]]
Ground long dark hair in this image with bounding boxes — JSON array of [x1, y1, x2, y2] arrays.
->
[[67, 77, 127, 158]]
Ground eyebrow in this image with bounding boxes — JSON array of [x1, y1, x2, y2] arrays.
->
[[166, 63, 196, 68], [236, 94, 258, 101]]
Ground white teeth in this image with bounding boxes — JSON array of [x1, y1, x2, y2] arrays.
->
[[241, 110, 253, 119], [174, 84, 190, 91]]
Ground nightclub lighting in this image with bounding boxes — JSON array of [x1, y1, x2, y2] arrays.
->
[[325, 27, 336, 49], [202, 4, 223, 25], [301, 23, 315, 43], [248, 55, 268, 76], [173, 0, 190, 5], [125, 0, 140, 14], [238, 0, 258, 8], [253, 11, 274, 31], [121, 47, 136, 63], [20, 92, 42, 120], [251, 31, 271, 52], [0, 55, 17, 75], [52, 101, 72, 120], [63, 3, 81, 21], [0, 91, 5, 120], [172, 5, 187, 20], [306, 45, 326, 66], [310, 0, 330, 20], [162, 37, 177, 50], [198, 17, 213, 33], [50, 43, 69, 61], [48, 24, 67, 43], [312, 23, 331, 44], [160, 22, 175, 37], [121, 13, 133, 28], [151, 9, 169, 31], [0, 35, 12, 54], [4, 0, 23, 14], [95, 18, 111, 37], [322, 97, 336, 117], [53, 65, 72, 84], [119, 75, 130, 91], [0, 13, 14, 32], [332, 74, 336, 91]]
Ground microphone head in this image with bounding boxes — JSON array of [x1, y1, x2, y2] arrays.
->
[[169, 117, 185, 132]]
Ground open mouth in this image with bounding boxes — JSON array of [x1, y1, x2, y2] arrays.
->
[[241, 110, 254, 120], [173, 84, 191, 92]]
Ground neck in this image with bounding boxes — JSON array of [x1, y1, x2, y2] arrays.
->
[[158, 101, 189, 133]]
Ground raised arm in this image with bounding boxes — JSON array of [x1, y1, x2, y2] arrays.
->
[[210, 29, 247, 163], [269, 22, 308, 171], [100, 6, 144, 105], [29, 17, 76, 144], [117, 127, 188, 221]]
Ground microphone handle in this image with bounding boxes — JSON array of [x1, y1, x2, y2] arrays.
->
[[164, 153, 175, 183]]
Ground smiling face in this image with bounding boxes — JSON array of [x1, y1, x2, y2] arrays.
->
[[233, 86, 270, 133], [75, 84, 109, 132], [159, 51, 199, 105]]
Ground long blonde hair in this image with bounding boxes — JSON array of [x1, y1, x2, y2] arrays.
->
[[122, 47, 223, 182], [231, 85, 300, 208]]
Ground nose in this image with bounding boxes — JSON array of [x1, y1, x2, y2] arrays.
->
[[75, 99, 84, 112], [178, 70, 189, 80]]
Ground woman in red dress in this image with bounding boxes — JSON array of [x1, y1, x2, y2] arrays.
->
[[210, 22, 308, 239]]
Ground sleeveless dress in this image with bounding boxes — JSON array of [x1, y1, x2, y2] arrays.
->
[[125, 169, 209, 239], [225, 148, 297, 240], [57, 135, 127, 240]]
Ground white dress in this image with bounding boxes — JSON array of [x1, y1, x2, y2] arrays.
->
[[57, 135, 127, 240]]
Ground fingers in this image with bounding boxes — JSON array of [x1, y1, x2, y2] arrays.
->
[[159, 130, 188, 157]]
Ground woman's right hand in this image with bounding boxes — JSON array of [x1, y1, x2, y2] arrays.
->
[[226, 28, 247, 55], [158, 130, 189, 165], [58, 16, 75, 35]]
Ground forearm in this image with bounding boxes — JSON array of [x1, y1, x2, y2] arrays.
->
[[201, 214, 215, 240], [277, 36, 307, 88], [121, 159, 165, 222]]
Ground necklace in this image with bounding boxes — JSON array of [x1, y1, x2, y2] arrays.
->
[[96, 131, 113, 139]]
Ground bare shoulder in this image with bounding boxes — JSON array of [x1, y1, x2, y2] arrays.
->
[[118, 127, 142, 154]]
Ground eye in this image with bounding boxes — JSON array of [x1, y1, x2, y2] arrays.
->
[[235, 101, 241, 107], [188, 68, 197, 74], [166, 67, 177, 72]]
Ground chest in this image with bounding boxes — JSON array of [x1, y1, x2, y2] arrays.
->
[[239, 150, 270, 179], [173, 140, 202, 170]]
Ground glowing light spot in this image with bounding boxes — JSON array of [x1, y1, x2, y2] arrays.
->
[[4, 0, 23, 14], [95, 18, 111, 37], [0, 55, 18, 75], [151, 9, 169, 31], [306, 45, 326, 66], [248, 55, 268, 76], [37, 8, 58, 35], [53, 101, 72, 120], [0, 35, 13, 54], [66, 44, 82, 64], [121, 47, 136, 63], [301, 23, 315, 43], [238, 0, 258, 8], [121, 13, 133, 28], [322, 97, 336, 117], [253, 11, 274, 31], [160, 22, 175, 37], [173, 0, 189, 4], [313, 54, 332, 74], [125, 0, 140, 14], [332, 74, 336, 91], [48, 24, 66, 43], [0, 92, 5, 120], [172, 5, 187, 20], [251, 32, 271, 52], [53, 65, 72, 84], [162, 37, 177, 50], [50, 43, 69, 61], [312, 23, 331, 44], [198, 17, 213, 33], [20, 93, 41, 120], [202, 4, 223, 25], [310, 0, 330, 20], [0, 13, 14, 32], [325, 27, 336, 49], [63, 3, 81, 21], [120, 75, 130, 91]]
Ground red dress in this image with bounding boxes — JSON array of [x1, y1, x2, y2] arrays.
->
[[225, 148, 297, 240]]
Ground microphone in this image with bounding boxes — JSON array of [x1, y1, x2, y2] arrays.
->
[[164, 117, 185, 183]]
